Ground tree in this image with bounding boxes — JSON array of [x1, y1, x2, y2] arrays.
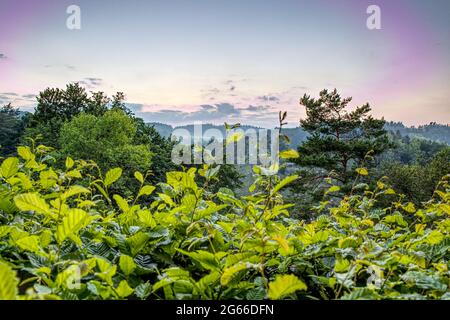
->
[[0, 104, 30, 157], [379, 147, 450, 204], [59, 110, 153, 196], [23, 83, 177, 189], [25, 83, 110, 147], [294, 89, 390, 184]]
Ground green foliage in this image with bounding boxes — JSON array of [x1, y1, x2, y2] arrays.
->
[[0, 104, 29, 157], [0, 145, 448, 300], [379, 147, 450, 204], [59, 110, 153, 196], [294, 89, 390, 184]]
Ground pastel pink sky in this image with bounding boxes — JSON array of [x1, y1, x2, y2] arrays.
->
[[0, 0, 449, 127]]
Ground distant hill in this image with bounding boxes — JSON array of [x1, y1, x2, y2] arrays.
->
[[385, 122, 450, 145], [148, 122, 450, 146]]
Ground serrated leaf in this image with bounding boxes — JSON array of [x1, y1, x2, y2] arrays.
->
[[221, 262, 252, 286], [177, 249, 220, 271], [134, 171, 144, 184], [0, 262, 18, 300], [272, 175, 298, 194], [134, 282, 151, 299], [15, 235, 41, 253], [65, 157, 74, 169], [268, 274, 307, 299], [104, 168, 122, 187], [426, 230, 444, 245], [14, 193, 52, 216], [127, 232, 150, 256], [113, 194, 129, 213], [56, 209, 88, 245], [61, 185, 90, 200], [0, 157, 19, 179], [138, 185, 156, 198], [17, 146, 34, 161], [119, 255, 136, 276]]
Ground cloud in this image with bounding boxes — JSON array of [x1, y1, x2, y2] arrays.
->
[[76, 77, 104, 88], [257, 95, 280, 102], [0, 92, 18, 97], [0, 53, 7, 60], [245, 105, 271, 112], [137, 103, 242, 123], [44, 64, 76, 70], [133, 102, 279, 126], [22, 94, 36, 100], [0, 92, 37, 107]]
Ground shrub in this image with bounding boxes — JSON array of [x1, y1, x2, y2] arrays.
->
[[0, 145, 448, 300]]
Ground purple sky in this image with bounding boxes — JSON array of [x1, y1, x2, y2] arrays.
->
[[0, 0, 449, 127]]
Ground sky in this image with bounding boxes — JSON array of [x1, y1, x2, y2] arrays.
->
[[0, 0, 449, 127]]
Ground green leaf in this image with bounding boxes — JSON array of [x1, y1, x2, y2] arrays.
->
[[272, 175, 298, 194], [56, 209, 88, 245], [61, 185, 90, 200], [325, 185, 340, 194], [104, 168, 122, 187], [17, 146, 34, 161], [15, 235, 41, 253], [66, 169, 82, 178], [268, 274, 307, 299], [0, 157, 19, 179], [355, 168, 368, 176], [93, 182, 110, 202], [334, 259, 351, 273], [221, 262, 253, 286], [134, 282, 151, 299], [0, 262, 18, 300], [127, 232, 150, 256], [279, 149, 299, 159], [0, 198, 18, 215], [14, 193, 52, 216], [137, 210, 156, 228], [138, 185, 156, 198], [116, 280, 134, 298], [119, 255, 137, 276], [401, 271, 447, 292], [426, 230, 444, 245], [134, 171, 144, 184], [177, 249, 220, 271], [65, 157, 74, 169], [403, 202, 416, 213], [113, 194, 129, 213]]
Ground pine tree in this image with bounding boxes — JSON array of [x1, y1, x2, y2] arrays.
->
[[294, 89, 390, 183]]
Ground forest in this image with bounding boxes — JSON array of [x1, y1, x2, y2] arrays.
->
[[0, 84, 449, 300]]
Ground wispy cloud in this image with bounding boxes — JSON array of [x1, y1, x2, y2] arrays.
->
[[257, 95, 280, 102], [133, 102, 279, 126], [44, 64, 76, 70], [75, 77, 104, 89], [21, 94, 36, 100]]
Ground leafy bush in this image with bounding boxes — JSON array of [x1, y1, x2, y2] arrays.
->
[[0, 144, 448, 300]]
